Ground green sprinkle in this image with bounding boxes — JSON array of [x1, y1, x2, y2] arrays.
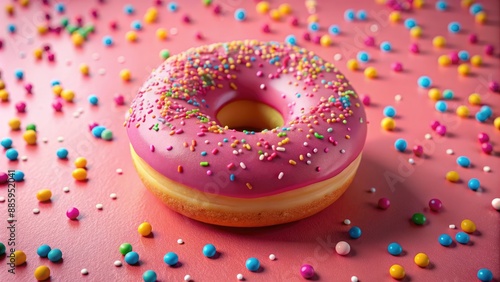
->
[[258, 150, 263, 155], [314, 132, 324, 139], [60, 17, 69, 27], [66, 25, 78, 34], [101, 129, 113, 141], [200, 161, 209, 167], [152, 123, 159, 131], [26, 124, 37, 132]]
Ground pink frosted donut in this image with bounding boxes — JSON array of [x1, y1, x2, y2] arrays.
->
[[126, 40, 367, 227]]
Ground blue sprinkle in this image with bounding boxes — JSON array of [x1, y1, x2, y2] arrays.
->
[[394, 138, 407, 152], [202, 244, 216, 258], [438, 234, 453, 246], [357, 51, 369, 62], [442, 89, 454, 100], [1, 138, 13, 149], [328, 25, 340, 35], [51, 79, 61, 86], [387, 242, 402, 256], [131, 20, 142, 30], [246, 257, 260, 272], [308, 22, 319, 32], [456, 156, 470, 167], [285, 35, 297, 45], [88, 95, 99, 105], [142, 270, 157, 282], [223, 138, 228, 143], [455, 232, 470, 244], [344, 9, 355, 21], [383, 106, 396, 117], [13, 170, 25, 181], [404, 18, 417, 29], [436, 0, 447, 11], [201, 151, 207, 156], [229, 174, 235, 181], [469, 3, 483, 15], [56, 148, 69, 159], [6, 148, 19, 161], [125, 251, 139, 265], [435, 101, 447, 112], [234, 8, 246, 21], [417, 76, 432, 88], [380, 41, 392, 52], [348, 226, 362, 239], [448, 22, 461, 33], [356, 10, 367, 21], [167, 2, 178, 12], [102, 36, 113, 46], [477, 268, 493, 282], [163, 252, 178, 266], [468, 178, 480, 191], [123, 4, 135, 15]]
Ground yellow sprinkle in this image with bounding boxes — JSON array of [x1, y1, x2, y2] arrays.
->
[[289, 160, 297, 165]]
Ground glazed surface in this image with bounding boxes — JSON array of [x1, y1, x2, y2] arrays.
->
[[126, 40, 367, 198]]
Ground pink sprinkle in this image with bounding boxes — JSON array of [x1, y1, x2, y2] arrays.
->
[[150, 145, 155, 152], [262, 24, 270, 33], [256, 70, 263, 77], [182, 14, 191, 23], [195, 32, 203, 40], [291, 17, 299, 26], [52, 99, 63, 111], [430, 120, 440, 131], [175, 129, 184, 134], [25, 83, 33, 93], [166, 146, 173, 151], [303, 32, 311, 41], [110, 21, 118, 30], [88, 122, 99, 131], [227, 163, 235, 170], [260, 84, 266, 90], [449, 52, 460, 64], [213, 4, 221, 14], [391, 62, 403, 72], [197, 132, 205, 137], [15, 102, 26, 113], [47, 53, 55, 61], [364, 36, 375, 47], [409, 43, 419, 53], [90, 9, 98, 18], [212, 148, 218, 155]]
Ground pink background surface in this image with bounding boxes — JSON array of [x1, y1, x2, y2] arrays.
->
[[0, 0, 499, 281]]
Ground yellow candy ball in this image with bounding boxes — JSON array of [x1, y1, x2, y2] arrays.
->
[[37, 25, 48, 35], [120, 69, 132, 81], [33, 48, 43, 59], [410, 26, 422, 38], [72, 168, 88, 181], [428, 88, 441, 100], [475, 11, 487, 24], [0, 89, 9, 101], [470, 55, 482, 67], [438, 55, 451, 66], [71, 32, 85, 47], [0, 80, 5, 89], [364, 67, 377, 79], [14, 250, 27, 266], [156, 28, 168, 40], [413, 0, 424, 8], [5, 4, 15, 15], [146, 7, 158, 17], [23, 129, 37, 145], [278, 3, 292, 15], [80, 63, 89, 75], [34, 265, 51, 281], [456, 105, 470, 118], [144, 12, 157, 24], [8, 117, 21, 130], [138, 222, 153, 236], [307, 14, 319, 23], [74, 157, 87, 168], [468, 93, 481, 105], [389, 264, 405, 279], [432, 36, 446, 48], [461, 0, 474, 8], [389, 11, 401, 22], [446, 171, 460, 182], [458, 63, 470, 76], [320, 35, 332, 47], [20, 0, 29, 7], [269, 9, 281, 21], [347, 59, 358, 71], [256, 1, 270, 14], [36, 189, 52, 202], [414, 253, 430, 267], [494, 117, 500, 130], [125, 31, 138, 42], [61, 89, 75, 102], [461, 219, 476, 233], [52, 85, 63, 96], [381, 117, 396, 131]]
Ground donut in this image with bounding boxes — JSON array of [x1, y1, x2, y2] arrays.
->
[[125, 40, 367, 227]]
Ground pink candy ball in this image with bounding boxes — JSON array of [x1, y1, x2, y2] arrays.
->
[[213, 4, 221, 14], [449, 52, 460, 64], [436, 125, 447, 136], [114, 94, 125, 105], [477, 132, 489, 143], [430, 120, 440, 131], [312, 35, 321, 44], [361, 94, 371, 106], [290, 17, 299, 27], [429, 198, 443, 212], [413, 145, 424, 157], [481, 143, 493, 154], [182, 14, 191, 23], [364, 36, 375, 47], [52, 99, 63, 111], [261, 24, 270, 33], [468, 33, 478, 44], [409, 43, 419, 53], [391, 62, 403, 72], [485, 44, 494, 56], [25, 83, 33, 93], [335, 241, 351, 255], [0, 172, 8, 184], [378, 197, 391, 210], [47, 53, 55, 61], [303, 32, 311, 41], [489, 81, 499, 92], [300, 264, 315, 279], [15, 102, 26, 113], [88, 122, 99, 131], [66, 207, 80, 219]]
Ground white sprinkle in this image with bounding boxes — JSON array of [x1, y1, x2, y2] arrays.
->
[[343, 219, 351, 225], [483, 166, 491, 172], [57, 136, 64, 142], [306, 160, 312, 165], [424, 133, 432, 140], [278, 172, 284, 179], [351, 276, 359, 282], [0, 197, 5, 202], [170, 27, 178, 35], [240, 162, 246, 169], [408, 158, 415, 165], [313, 148, 318, 153], [116, 168, 123, 174], [33, 208, 40, 214], [78, 107, 84, 113], [81, 269, 88, 275], [446, 149, 454, 155], [63, 187, 70, 192], [98, 68, 106, 75], [42, 137, 48, 143], [238, 149, 243, 154], [237, 274, 244, 280], [110, 193, 117, 199], [20, 156, 28, 161], [260, 84, 266, 90], [306, 153, 312, 158], [303, 142, 308, 147], [276, 147, 285, 152], [184, 274, 191, 281], [333, 53, 342, 61], [340, 149, 346, 154], [96, 204, 103, 210], [394, 94, 402, 101], [73, 111, 80, 118], [19, 51, 26, 58], [369, 187, 376, 193], [269, 254, 276, 260], [177, 239, 184, 244], [259, 154, 265, 161], [449, 224, 456, 229], [92, 52, 100, 60], [370, 24, 379, 32], [65, 60, 72, 66], [204, 140, 210, 144], [233, 150, 239, 155], [114, 260, 122, 267], [117, 56, 126, 63]]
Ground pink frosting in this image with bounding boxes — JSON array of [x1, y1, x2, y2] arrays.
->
[[126, 41, 367, 198]]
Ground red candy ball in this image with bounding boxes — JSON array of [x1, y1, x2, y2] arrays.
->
[[429, 198, 443, 212], [378, 198, 391, 210], [477, 132, 489, 143], [481, 143, 493, 154], [413, 145, 423, 157]]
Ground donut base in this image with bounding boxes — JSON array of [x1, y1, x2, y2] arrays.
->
[[130, 145, 362, 227]]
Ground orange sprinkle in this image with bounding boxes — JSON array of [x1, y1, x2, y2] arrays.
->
[[289, 160, 297, 165], [177, 165, 183, 173], [246, 183, 253, 190]]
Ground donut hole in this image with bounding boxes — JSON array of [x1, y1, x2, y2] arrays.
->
[[216, 100, 284, 132]]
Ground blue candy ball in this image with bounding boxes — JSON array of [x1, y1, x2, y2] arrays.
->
[[380, 41, 392, 52], [285, 35, 297, 46], [348, 226, 362, 239], [468, 178, 480, 191], [125, 251, 140, 265], [14, 69, 24, 79], [13, 170, 24, 182], [475, 111, 489, 123], [442, 89, 454, 100], [1, 137, 13, 149], [356, 10, 367, 21], [131, 20, 142, 30], [102, 36, 113, 46], [50, 79, 61, 86], [37, 244, 52, 257], [480, 106, 492, 118], [7, 24, 16, 33], [55, 3, 65, 13], [203, 244, 217, 258], [417, 76, 432, 88], [469, 3, 483, 15], [308, 22, 319, 32], [448, 22, 461, 33], [167, 2, 178, 12], [477, 268, 493, 282], [357, 51, 369, 62], [436, 0, 447, 11], [234, 8, 246, 21], [458, 50, 469, 61], [56, 148, 68, 159], [123, 4, 135, 15], [344, 9, 355, 21], [163, 252, 178, 266], [246, 257, 260, 272], [394, 138, 407, 152], [328, 25, 340, 35], [456, 156, 470, 167], [438, 234, 453, 246], [383, 106, 396, 117], [404, 18, 417, 29], [92, 126, 106, 138], [142, 270, 157, 282], [455, 232, 470, 244], [48, 248, 63, 262], [6, 148, 19, 161], [435, 101, 448, 112], [88, 95, 99, 105], [387, 242, 402, 256]]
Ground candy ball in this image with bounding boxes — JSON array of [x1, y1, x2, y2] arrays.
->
[[61, 89, 75, 102], [36, 189, 52, 202], [138, 222, 152, 236], [410, 26, 422, 38], [119, 243, 132, 255], [92, 125, 106, 138], [436, 0, 447, 10], [335, 241, 350, 255], [47, 248, 62, 262], [120, 69, 131, 81], [300, 264, 315, 279], [101, 129, 113, 141], [456, 156, 470, 167], [413, 145, 423, 157], [458, 64, 470, 76], [387, 242, 402, 256], [0, 242, 5, 255], [389, 264, 405, 279], [66, 207, 80, 219], [383, 106, 396, 117], [471, 55, 482, 66], [164, 252, 179, 266], [438, 55, 451, 66], [456, 105, 470, 118], [72, 168, 87, 181], [203, 244, 216, 258], [435, 101, 447, 112], [14, 250, 27, 265], [6, 148, 19, 161], [417, 76, 432, 88], [432, 36, 446, 48], [380, 41, 391, 52], [34, 265, 51, 281], [344, 9, 355, 21], [328, 25, 340, 35], [446, 171, 460, 182], [357, 51, 369, 62], [234, 8, 246, 21], [245, 257, 260, 271], [428, 88, 441, 100], [37, 244, 52, 257], [477, 268, 493, 282], [492, 198, 500, 211], [404, 18, 416, 29], [442, 89, 454, 99], [348, 226, 362, 239], [143, 270, 157, 282], [346, 59, 358, 71], [364, 67, 377, 79], [8, 117, 21, 130], [1, 137, 13, 149], [438, 234, 453, 246], [125, 251, 139, 265], [256, 1, 270, 14], [412, 213, 426, 225], [448, 22, 461, 33], [56, 148, 69, 159], [378, 197, 390, 209], [414, 253, 430, 267], [74, 157, 87, 168], [389, 11, 401, 22], [461, 219, 476, 233], [23, 130, 37, 145], [429, 199, 443, 212], [394, 138, 407, 152], [455, 232, 470, 244], [391, 62, 403, 72], [13, 170, 25, 181], [381, 117, 396, 131]]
